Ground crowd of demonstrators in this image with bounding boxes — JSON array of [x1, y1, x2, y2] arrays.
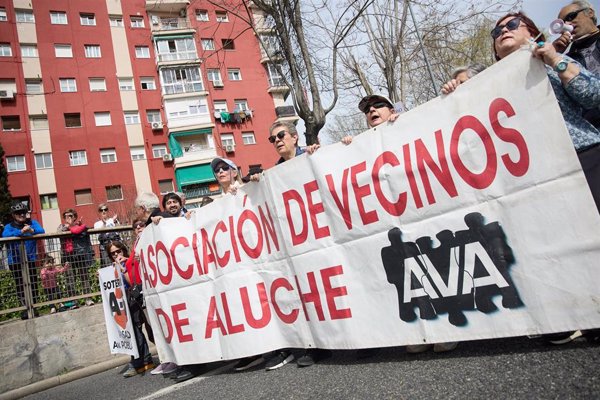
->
[[40, 255, 70, 314], [2, 203, 45, 319], [57, 209, 95, 308], [94, 203, 121, 268]]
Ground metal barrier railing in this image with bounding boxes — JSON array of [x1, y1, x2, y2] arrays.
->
[[0, 226, 134, 321]]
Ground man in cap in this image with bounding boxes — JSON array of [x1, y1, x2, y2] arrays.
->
[[341, 95, 400, 145]]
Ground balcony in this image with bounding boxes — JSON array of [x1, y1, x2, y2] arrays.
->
[[275, 105, 296, 118], [182, 182, 222, 201], [151, 17, 192, 32], [163, 81, 205, 95], [268, 77, 288, 94], [146, 0, 190, 12], [174, 144, 217, 168]]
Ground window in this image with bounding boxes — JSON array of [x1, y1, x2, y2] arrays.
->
[[160, 66, 203, 94], [155, 37, 197, 62], [2, 116, 21, 131], [20, 44, 38, 57], [0, 8, 6, 22], [54, 44, 72, 58], [146, 110, 161, 123], [75, 189, 92, 205], [152, 144, 167, 158], [201, 39, 215, 50], [228, 69, 242, 81], [16, 10, 35, 23], [59, 78, 77, 92], [234, 99, 249, 111], [84, 44, 101, 58], [30, 115, 49, 129], [140, 77, 156, 90], [159, 179, 174, 194], [195, 10, 209, 21], [215, 11, 229, 22], [64, 113, 82, 127], [106, 185, 123, 201], [100, 148, 117, 163], [214, 100, 228, 113], [40, 194, 58, 210], [69, 150, 87, 166], [124, 111, 140, 125], [207, 69, 222, 82], [222, 39, 235, 50], [50, 11, 68, 25], [109, 15, 124, 27], [94, 112, 111, 126], [130, 146, 146, 160], [0, 43, 12, 57], [242, 132, 256, 145], [89, 78, 106, 91], [7, 156, 26, 172], [25, 79, 42, 94], [135, 46, 150, 58], [118, 78, 134, 91], [80, 13, 96, 26], [220, 133, 235, 147], [35, 153, 53, 169], [130, 16, 144, 28]]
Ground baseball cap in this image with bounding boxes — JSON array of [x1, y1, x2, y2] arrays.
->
[[358, 94, 394, 113]]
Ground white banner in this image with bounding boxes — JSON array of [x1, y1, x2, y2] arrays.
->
[[138, 50, 600, 365], [99, 266, 139, 358]]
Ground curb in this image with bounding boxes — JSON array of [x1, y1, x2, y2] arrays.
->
[[0, 355, 130, 400]]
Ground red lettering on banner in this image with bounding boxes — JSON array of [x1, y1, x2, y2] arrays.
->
[[212, 221, 230, 268], [489, 98, 530, 177], [237, 210, 263, 259], [258, 204, 280, 254], [326, 168, 352, 229], [171, 237, 193, 280], [221, 292, 245, 334], [228, 216, 242, 263], [146, 245, 158, 287], [155, 241, 173, 285], [240, 283, 271, 329], [201, 228, 216, 274], [139, 250, 153, 289], [270, 277, 299, 324], [283, 189, 308, 246], [351, 161, 379, 225], [155, 308, 173, 344], [304, 180, 331, 239], [295, 272, 325, 321], [321, 265, 352, 320], [403, 143, 424, 209], [372, 151, 408, 216], [191, 232, 204, 276], [172, 302, 193, 342], [415, 130, 459, 205], [450, 115, 498, 189], [205, 296, 227, 338]]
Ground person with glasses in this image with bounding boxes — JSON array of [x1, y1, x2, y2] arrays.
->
[[554, 1, 600, 129], [57, 208, 96, 307], [339, 95, 401, 146], [2, 203, 45, 319], [106, 240, 154, 377], [210, 157, 242, 196], [94, 203, 121, 267]]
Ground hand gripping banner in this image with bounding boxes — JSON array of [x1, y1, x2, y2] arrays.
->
[[137, 50, 600, 365]]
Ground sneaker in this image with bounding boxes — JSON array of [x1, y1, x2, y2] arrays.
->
[[150, 363, 165, 375], [296, 349, 332, 368], [50, 307, 57, 314], [265, 350, 294, 371], [406, 344, 433, 354], [234, 355, 265, 371], [123, 367, 138, 378], [433, 342, 458, 353], [547, 330, 582, 345], [85, 299, 95, 306], [162, 362, 179, 374]]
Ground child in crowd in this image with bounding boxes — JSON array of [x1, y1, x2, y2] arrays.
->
[[40, 255, 70, 313]]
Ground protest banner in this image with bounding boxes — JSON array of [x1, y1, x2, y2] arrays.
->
[[137, 49, 600, 365], [99, 266, 139, 358]]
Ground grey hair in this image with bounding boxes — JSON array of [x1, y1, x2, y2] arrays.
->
[[175, 191, 186, 201], [570, 0, 597, 24], [269, 121, 298, 137], [451, 63, 486, 80], [135, 192, 160, 211]]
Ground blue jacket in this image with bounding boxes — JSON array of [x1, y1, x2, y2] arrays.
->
[[2, 220, 45, 264]]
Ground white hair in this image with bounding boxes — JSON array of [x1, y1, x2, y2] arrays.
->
[[570, 0, 597, 24], [135, 192, 159, 211]]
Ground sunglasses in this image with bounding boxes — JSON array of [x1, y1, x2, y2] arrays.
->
[[99, 208, 108, 212], [64, 214, 75, 218], [364, 102, 392, 113], [563, 8, 588, 22], [14, 211, 27, 216], [491, 17, 522, 40], [110, 249, 123, 256], [268, 130, 288, 143], [214, 165, 231, 173], [133, 223, 145, 229]]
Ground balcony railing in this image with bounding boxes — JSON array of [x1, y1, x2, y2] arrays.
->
[[269, 76, 286, 87], [182, 183, 222, 200], [153, 17, 190, 30], [157, 51, 198, 63], [163, 81, 205, 95]]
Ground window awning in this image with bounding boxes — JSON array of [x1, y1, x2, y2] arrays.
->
[[176, 164, 215, 187], [170, 128, 212, 137]]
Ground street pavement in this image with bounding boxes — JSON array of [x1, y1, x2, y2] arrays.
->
[[23, 336, 599, 400]]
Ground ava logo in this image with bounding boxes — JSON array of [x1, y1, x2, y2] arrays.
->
[[109, 268, 128, 329], [381, 212, 523, 326]]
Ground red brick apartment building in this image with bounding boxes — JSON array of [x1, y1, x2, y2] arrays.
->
[[0, 0, 296, 229]]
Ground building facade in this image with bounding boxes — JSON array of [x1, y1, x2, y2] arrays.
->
[[0, 0, 296, 229]]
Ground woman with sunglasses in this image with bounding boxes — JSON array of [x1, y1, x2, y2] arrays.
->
[[210, 157, 242, 196], [106, 240, 154, 377], [94, 203, 121, 267]]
